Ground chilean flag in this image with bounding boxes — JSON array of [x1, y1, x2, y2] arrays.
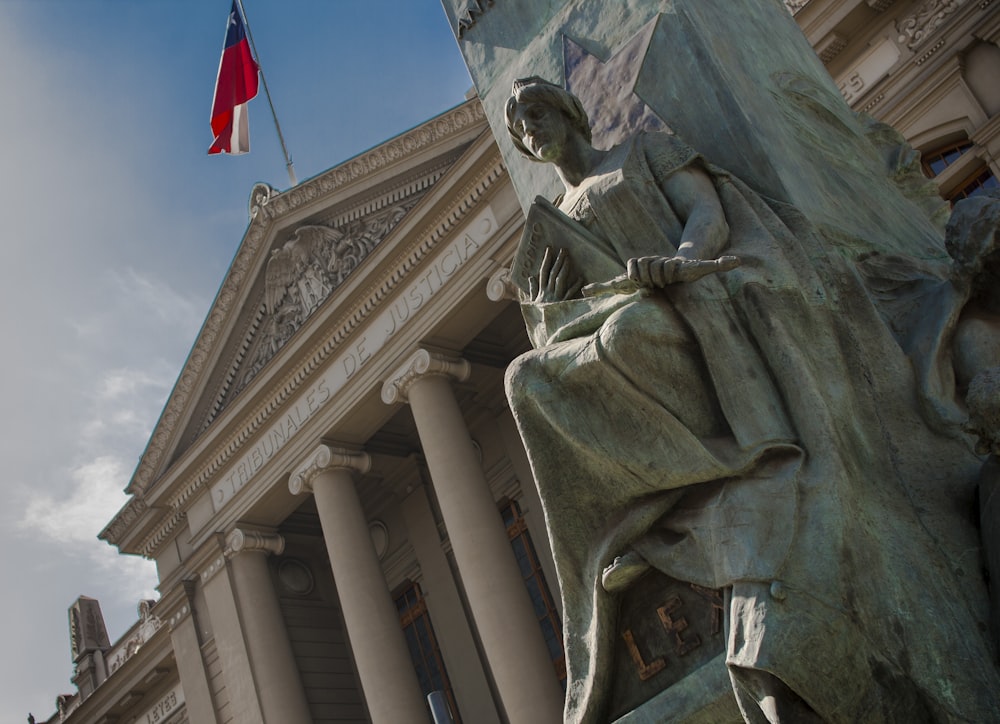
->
[[208, 2, 259, 155]]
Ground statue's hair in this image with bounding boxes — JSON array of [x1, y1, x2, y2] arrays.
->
[[504, 76, 591, 160]]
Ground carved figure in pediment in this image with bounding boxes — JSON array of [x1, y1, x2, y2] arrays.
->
[[264, 224, 344, 316]]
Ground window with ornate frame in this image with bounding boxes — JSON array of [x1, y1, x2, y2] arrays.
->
[[394, 581, 461, 723], [500, 499, 567, 685]]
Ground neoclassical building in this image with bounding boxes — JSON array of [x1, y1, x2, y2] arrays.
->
[[38, 2, 999, 722]]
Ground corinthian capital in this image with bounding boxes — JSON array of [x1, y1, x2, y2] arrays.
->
[[288, 445, 372, 496], [381, 349, 471, 405]]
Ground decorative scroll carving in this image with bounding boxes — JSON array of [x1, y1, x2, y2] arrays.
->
[[225, 527, 285, 557], [486, 265, 516, 301], [249, 182, 278, 220], [381, 349, 472, 405], [289, 445, 372, 495], [783, 0, 810, 12], [897, 0, 968, 49]]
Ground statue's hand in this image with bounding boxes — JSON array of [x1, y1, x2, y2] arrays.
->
[[626, 254, 740, 287], [530, 246, 583, 302]]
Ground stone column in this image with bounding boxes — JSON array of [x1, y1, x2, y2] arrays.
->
[[200, 530, 312, 724], [382, 349, 564, 723], [289, 446, 430, 724], [167, 589, 219, 724], [224, 528, 313, 724]]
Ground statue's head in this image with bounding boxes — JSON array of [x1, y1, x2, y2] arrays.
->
[[505, 76, 591, 161]]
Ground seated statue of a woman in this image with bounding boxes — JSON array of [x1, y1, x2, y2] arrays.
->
[[503, 77, 1000, 723]]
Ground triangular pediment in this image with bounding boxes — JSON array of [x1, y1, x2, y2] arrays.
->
[[101, 99, 491, 552], [187, 166, 443, 443]]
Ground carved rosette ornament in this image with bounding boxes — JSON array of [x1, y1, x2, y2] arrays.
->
[[381, 349, 472, 405], [288, 445, 372, 496]]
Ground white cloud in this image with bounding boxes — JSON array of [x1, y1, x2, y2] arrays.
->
[[23, 456, 129, 547], [17, 455, 158, 597]]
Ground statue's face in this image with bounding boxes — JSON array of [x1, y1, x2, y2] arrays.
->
[[509, 101, 570, 163]]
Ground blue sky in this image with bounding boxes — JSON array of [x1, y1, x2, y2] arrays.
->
[[0, 1, 472, 719]]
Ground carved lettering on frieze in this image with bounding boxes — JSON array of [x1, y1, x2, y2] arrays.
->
[[456, 0, 495, 38], [897, 0, 969, 49], [839, 72, 866, 103]]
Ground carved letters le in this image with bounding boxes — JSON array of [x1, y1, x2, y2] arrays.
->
[[622, 587, 721, 682]]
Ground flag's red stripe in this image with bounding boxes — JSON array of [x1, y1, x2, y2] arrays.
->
[[210, 38, 258, 130]]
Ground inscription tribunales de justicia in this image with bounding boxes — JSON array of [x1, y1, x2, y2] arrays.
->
[[209, 207, 498, 512]]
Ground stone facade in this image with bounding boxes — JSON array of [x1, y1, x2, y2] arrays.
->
[[36, 3, 999, 722]]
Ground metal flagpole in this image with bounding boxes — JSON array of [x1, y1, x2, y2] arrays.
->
[[235, 0, 298, 187]]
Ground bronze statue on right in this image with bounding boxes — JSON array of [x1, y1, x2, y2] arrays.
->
[[503, 77, 1000, 723]]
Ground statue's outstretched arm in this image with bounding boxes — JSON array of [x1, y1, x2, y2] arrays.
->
[[660, 166, 730, 261]]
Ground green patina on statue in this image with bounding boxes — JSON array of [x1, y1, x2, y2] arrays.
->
[[503, 77, 1000, 723]]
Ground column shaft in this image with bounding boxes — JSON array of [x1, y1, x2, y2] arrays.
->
[[311, 466, 430, 724], [407, 374, 564, 723], [201, 562, 265, 724], [169, 612, 219, 724], [228, 549, 313, 724]]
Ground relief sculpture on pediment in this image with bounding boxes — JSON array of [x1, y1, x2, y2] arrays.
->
[[236, 198, 420, 393]]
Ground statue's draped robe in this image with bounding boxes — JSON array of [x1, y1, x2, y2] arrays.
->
[[505, 133, 1000, 723]]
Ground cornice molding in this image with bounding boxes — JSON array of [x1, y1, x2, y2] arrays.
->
[[99, 497, 147, 547], [381, 349, 472, 405], [123, 100, 487, 498], [289, 445, 372, 496]]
